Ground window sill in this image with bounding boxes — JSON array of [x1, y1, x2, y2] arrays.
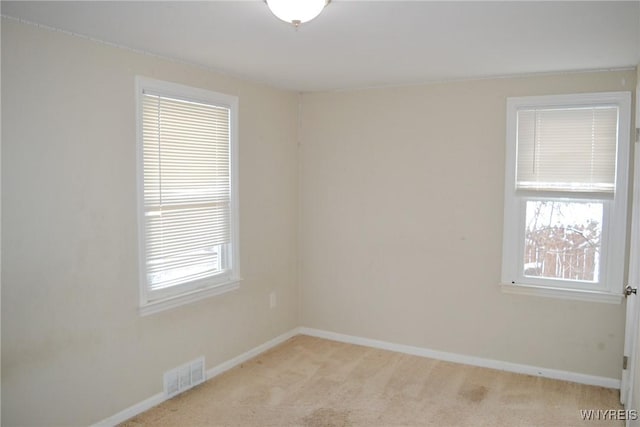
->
[[139, 279, 241, 316], [500, 283, 622, 304]]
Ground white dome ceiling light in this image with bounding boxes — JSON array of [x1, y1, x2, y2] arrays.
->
[[266, 0, 330, 27]]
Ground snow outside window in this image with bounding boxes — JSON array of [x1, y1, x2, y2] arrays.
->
[[501, 92, 631, 303]]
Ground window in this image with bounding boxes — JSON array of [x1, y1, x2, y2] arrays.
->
[[501, 92, 631, 303], [136, 77, 240, 315]]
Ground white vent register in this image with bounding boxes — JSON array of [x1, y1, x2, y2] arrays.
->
[[163, 356, 205, 397]]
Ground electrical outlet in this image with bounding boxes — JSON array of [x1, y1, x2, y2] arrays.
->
[[269, 291, 277, 309]]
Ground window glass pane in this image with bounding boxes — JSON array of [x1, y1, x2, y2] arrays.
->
[[142, 91, 232, 292], [524, 201, 603, 282]]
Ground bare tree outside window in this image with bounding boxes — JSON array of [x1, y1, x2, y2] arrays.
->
[[524, 201, 602, 283]]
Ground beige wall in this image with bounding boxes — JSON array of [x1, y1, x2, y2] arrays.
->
[[299, 70, 637, 380], [1, 19, 299, 425], [2, 15, 638, 427]]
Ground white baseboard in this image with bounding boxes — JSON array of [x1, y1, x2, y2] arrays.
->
[[205, 328, 299, 380], [93, 325, 620, 426], [90, 328, 299, 427], [299, 327, 621, 390], [91, 392, 166, 427]]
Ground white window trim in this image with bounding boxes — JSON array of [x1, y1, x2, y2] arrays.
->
[[501, 91, 631, 304], [135, 76, 241, 316]]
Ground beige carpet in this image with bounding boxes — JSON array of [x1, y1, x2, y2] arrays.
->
[[121, 335, 623, 426]]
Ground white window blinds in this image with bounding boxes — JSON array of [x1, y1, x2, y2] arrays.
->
[[516, 106, 619, 193], [142, 92, 231, 291]]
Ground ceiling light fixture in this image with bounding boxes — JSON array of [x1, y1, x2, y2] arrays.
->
[[266, 0, 330, 27]]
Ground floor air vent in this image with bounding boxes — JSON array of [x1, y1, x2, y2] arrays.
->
[[164, 356, 205, 398]]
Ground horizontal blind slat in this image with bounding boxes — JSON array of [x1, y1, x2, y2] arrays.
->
[[142, 91, 232, 291], [516, 106, 618, 193]]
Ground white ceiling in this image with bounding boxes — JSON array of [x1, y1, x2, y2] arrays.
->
[[2, 1, 639, 92]]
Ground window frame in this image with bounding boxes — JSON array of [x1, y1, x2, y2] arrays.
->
[[501, 91, 631, 304], [135, 76, 241, 316]]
